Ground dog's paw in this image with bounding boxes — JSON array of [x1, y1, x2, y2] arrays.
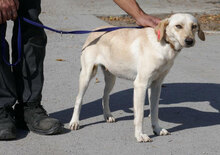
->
[[136, 134, 153, 143], [153, 128, 170, 136], [106, 116, 116, 123], [104, 114, 116, 123], [69, 122, 80, 130]]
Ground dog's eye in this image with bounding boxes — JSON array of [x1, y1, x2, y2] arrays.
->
[[176, 25, 183, 29], [192, 25, 197, 29]]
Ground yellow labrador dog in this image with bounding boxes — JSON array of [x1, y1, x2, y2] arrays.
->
[[69, 13, 205, 142]]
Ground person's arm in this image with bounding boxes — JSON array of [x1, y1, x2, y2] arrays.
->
[[0, 0, 19, 24], [113, 0, 160, 27]]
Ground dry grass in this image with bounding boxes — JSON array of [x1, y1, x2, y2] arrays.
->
[[98, 13, 220, 31]]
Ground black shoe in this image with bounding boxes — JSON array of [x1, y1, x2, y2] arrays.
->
[[14, 102, 63, 135], [0, 106, 16, 140]]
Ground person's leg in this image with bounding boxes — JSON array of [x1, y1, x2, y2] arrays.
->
[[13, 0, 63, 135], [12, 0, 46, 103], [0, 23, 17, 140]]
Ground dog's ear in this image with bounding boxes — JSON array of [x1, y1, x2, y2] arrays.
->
[[198, 24, 205, 41], [154, 19, 169, 42]]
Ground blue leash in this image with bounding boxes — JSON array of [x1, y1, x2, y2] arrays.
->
[[1, 17, 143, 66], [22, 17, 143, 34]]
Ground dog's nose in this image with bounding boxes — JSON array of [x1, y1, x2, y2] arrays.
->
[[185, 37, 194, 46]]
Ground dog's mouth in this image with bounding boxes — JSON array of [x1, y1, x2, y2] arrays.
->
[[184, 42, 195, 48], [178, 40, 195, 49]]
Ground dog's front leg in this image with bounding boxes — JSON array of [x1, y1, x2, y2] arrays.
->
[[148, 80, 170, 136], [133, 79, 152, 142]]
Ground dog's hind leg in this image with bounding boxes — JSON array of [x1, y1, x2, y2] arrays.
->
[[101, 66, 116, 123], [69, 63, 97, 130]]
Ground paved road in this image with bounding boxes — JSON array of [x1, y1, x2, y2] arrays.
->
[[1, 0, 220, 155]]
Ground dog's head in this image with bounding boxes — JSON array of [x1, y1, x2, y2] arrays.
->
[[155, 13, 205, 50]]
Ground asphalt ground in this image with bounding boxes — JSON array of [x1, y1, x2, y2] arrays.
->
[[1, 0, 220, 155]]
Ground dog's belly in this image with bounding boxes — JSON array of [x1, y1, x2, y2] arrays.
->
[[101, 61, 137, 80], [96, 48, 138, 80], [109, 67, 137, 80]]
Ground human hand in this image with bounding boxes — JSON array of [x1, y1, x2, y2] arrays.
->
[[135, 13, 161, 28], [0, 0, 19, 24]]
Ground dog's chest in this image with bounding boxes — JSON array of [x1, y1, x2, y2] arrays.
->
[[153, 60, 173, 78], [147, 49, 176, 81]]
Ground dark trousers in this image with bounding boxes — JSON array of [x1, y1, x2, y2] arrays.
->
[[0, 0, 47, 108]]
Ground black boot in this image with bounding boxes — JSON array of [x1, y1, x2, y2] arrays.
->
[[14, 102, 63, 135], [0, 106, 16, 140]]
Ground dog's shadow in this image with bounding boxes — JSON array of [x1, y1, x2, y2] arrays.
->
[[50, 83, 220, 132]]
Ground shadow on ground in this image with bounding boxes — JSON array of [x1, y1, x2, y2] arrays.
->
[[50, 83, 220, 132]]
